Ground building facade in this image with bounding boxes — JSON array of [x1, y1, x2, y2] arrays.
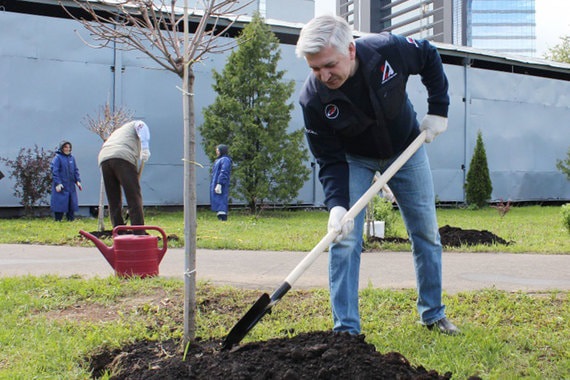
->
[[467, 0, 536, 56], [339, 0, 536, 56]]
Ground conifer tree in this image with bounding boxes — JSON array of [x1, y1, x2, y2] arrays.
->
[[199, 13, 310, 212], [465, 130, 493, 208]]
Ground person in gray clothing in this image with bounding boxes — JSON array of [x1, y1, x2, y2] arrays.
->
[[98, 120, 151, 230]]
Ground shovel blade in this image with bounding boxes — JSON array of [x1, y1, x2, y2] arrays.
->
[[222, 293, 272, 350]]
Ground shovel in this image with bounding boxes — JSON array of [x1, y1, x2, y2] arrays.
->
[[222, 131, 427, 350], [138, 161, 145, 180]]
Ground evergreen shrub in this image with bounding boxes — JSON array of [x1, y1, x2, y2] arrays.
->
[[465, 130, 493, 208]]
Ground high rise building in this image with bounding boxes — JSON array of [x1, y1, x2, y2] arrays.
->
[[467, 0, 536, 56], [337, 0, 536, 56], [337, 0, 453, 42]]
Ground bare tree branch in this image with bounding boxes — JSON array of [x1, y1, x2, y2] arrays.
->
[[82, 101, 134, 141], [59, 0, 253, 76]]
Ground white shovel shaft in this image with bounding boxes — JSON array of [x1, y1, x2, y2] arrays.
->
[[284, 131, 427, 286]]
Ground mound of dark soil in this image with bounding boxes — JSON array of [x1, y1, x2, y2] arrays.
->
[[90, 331, 479, 380], [370, 225, 510, 248], [438, 225, 509, 247]]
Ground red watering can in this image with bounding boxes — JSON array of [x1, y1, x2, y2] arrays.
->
[[79, 225, 168, 278]]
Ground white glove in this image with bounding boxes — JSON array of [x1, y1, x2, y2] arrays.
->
[[76, 182, 82, 191], [328, 206, 354, 243], [140, 149, 151, 162], [214, 184, 222, 194], [55, 184, 64, 192], [420, 115, 448, 143]]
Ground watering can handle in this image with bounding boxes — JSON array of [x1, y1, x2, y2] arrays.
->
[[112, 225, 168, 254]]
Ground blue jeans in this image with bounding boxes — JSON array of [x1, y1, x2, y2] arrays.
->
[[328, 145, 446, 333]]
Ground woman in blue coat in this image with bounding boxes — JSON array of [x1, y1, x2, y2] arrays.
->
[[50, 141, 82, 221], [210, 144, 232, 221]]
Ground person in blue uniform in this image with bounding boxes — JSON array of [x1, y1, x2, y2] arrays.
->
[[210, 144, 232, 221], [296, 15, 459, 335], [50, 141, 82, 221]]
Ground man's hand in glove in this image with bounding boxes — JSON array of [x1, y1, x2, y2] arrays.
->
[[214, 184, 222, 194], [420, 114, 448, 143], [55, 184, 64, 192], [328, 206, 354, 243], [140, 149, 151, 162]]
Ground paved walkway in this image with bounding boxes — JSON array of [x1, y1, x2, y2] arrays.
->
[[1, 244, 569, 293]]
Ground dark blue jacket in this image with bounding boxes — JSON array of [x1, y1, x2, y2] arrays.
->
[[299, 33, 449, 210], [50, 150, 81, 213], [210, 155, 232, 213]]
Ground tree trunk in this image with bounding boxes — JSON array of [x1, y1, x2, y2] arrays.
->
[[183, 2, 197, 344]]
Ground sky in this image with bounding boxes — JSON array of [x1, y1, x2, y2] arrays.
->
[[314, 0, 570, 58], [535, 0, 570, 56]]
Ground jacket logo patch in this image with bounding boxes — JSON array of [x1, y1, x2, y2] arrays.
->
[[406, 37, 419, 47], [380, 60, 397, 84], [324, 104, 340, 120]]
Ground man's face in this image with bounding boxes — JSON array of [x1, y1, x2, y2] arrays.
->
[[305, 43, 356, 90]]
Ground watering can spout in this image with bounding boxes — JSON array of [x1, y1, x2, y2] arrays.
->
[[79, 230, 115, 267]]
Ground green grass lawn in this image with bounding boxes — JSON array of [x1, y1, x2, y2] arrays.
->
[[436, 205, 569, 253], [1, 205, 569, 378], [0, 205, 568, 253], [0, 276, 568, 379]]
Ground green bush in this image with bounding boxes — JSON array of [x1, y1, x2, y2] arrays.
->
[[562, 203, 570, 233], [370, 195, 399, 237], [465, 130, 493, 208]]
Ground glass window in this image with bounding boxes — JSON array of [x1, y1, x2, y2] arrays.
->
[[471, 0, 534, 12]]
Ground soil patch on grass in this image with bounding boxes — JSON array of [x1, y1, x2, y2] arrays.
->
[[89, 331, 482, 379], [73, 291, 479, 379], [438, 225, 509, 247], [369, 225, 510, 248]]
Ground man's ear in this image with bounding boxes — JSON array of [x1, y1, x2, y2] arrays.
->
[[348, 42, 356, 59]]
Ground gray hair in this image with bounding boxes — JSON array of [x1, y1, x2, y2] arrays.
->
[[295, 15, 354, 58]]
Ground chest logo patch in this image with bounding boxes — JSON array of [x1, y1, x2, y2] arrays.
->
[[324, 104, 340, 120], [380, 60, 397, 84], [406, 37, 419, 47]]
